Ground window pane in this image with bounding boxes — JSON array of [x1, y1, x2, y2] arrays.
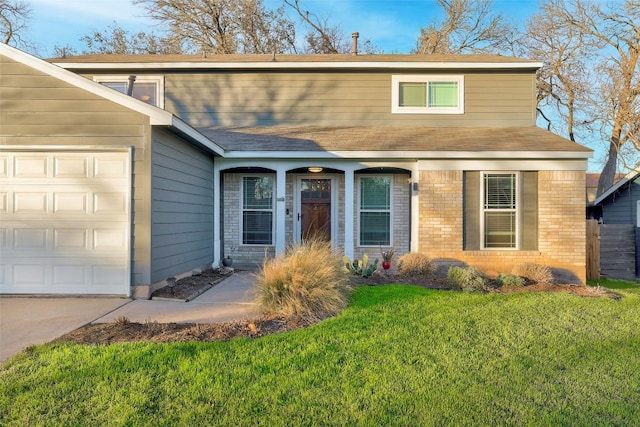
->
[[399, 82, 426, 107], [100, 81, 158, 106], [243, 177, 273, 209], [484, 212, 516, 248], [484, 174, 516, 209], [243, 211, 272, 244], [360, 177, 390, 210], [102, 82, 128, 93], [428, 81, 458, 108], [132, 82, 157, 105], [360, 212, 390, 246]]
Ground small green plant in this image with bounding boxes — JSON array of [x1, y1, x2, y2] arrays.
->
[[344, 254, 379, 278], [447, 266, 487, 291], [254, 238, 351, 319], [496, 273, 526, 287], [397, 253, 437, 277], [512, 263, 553, 284]]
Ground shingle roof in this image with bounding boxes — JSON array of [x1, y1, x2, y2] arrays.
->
[[197, 126, 592, 154], [51, 53, 538, 65]]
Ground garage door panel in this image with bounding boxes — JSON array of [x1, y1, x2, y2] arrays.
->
[[54, 156, 89, 178], [0, 150, 130, 295], [13, 228, 48, 249], [53, 264, 89, 286], [54, 229, 88, 249], [94, 155, 128, 178], [94, 192, 127, 214], [93, 228, 127, 250], [0, 156, 7, 177], [14, 155, 49, 178], [0, 193, 7, 213], [14, 192, 48, 213], [12, 263, 47, 287], [54, 192, 88, 214]]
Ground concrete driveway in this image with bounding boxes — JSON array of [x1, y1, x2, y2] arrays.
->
[[0, 271, 258, 363], [0, 297, 129, 363]]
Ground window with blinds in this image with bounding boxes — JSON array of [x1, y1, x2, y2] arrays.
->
[[483, 173, 517, 249], [242, 176, 273, 245], [359, 176, 391, 246]]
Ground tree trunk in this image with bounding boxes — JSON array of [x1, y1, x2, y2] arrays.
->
[[597, 136, 621, 196]]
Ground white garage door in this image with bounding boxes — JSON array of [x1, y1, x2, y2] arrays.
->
[[0, 150, 131, 295]]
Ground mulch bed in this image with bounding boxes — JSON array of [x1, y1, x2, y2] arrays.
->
[[150, 267, 235, 301], [52, 268, 618, 346]]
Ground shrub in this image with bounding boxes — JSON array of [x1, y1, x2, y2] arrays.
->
[[397, 253, 437, 277], [447, 266, 487, 291], [512, 263, 553, 284], [496, 273, 526, 287], [254, 238, 351, 320]]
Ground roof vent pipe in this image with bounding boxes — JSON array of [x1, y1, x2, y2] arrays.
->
[[127, 75, 136, 96], [351, 32, 359, 55]]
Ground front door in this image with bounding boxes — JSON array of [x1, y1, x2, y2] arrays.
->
[[300, 178, 332, 242]]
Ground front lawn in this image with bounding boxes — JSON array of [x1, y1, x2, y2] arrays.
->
[[2, 285, 639, 426]]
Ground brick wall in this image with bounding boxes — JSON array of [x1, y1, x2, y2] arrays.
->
[[417, 170, 586, 283]]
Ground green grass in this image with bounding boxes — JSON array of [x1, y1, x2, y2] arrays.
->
[[588, 277, 640, 289], [2, 286, 640, 426]]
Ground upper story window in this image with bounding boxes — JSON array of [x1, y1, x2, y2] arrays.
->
[[94, 75, 164, 108], [391, 75, 464, 114]]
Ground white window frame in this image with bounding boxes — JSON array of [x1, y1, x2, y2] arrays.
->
[[240, 175, 275, 246], [357, 175, 393, 247], [391, 75, 464, 114], [94, 75, 164, 108], [480, 171, 519, 250]]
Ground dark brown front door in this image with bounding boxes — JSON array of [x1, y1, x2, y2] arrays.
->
[[300, 178, 331, 242]]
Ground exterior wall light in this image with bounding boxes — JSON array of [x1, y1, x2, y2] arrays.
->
[[308, 167, 323, 173]]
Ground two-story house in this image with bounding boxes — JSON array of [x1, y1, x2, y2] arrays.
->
[[0, 44, 591, 297]]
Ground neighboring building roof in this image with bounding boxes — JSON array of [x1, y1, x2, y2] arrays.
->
[[586, 173, 625, 188], [592, 170, 640, 206], [0, 44, 224, 156], [51, 53, 542, 70], [198, 126, 592, 158]]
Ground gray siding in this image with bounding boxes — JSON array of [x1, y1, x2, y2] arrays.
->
[[602, 179, 639, 225], [601, 178, 640, 276], [161, 71, 536, 127], [151, 129, 215, 282], [0, 54, 153, 287]]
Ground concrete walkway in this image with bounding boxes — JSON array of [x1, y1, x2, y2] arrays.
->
[[94, 271, 259, 324], [0, 271, 258, 363]]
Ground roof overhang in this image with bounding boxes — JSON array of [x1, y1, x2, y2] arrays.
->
[[592, 169, 640, 205], [54, 61, 543, 71], [224, 150, 592, 159]]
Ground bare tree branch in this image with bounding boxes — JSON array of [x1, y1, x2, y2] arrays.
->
[[133, 0, 297, 54], [0, 0, 31, 46], [283, 0, 349, 54], [416, 0, 512, 54]]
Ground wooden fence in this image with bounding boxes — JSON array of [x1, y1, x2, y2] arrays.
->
[[586, 219, 600, 281], [586, 220, 636, 281]]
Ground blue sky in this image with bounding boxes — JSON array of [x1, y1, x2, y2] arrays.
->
[[23, 0, 603, 171], [27, 0, 540, 57]]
